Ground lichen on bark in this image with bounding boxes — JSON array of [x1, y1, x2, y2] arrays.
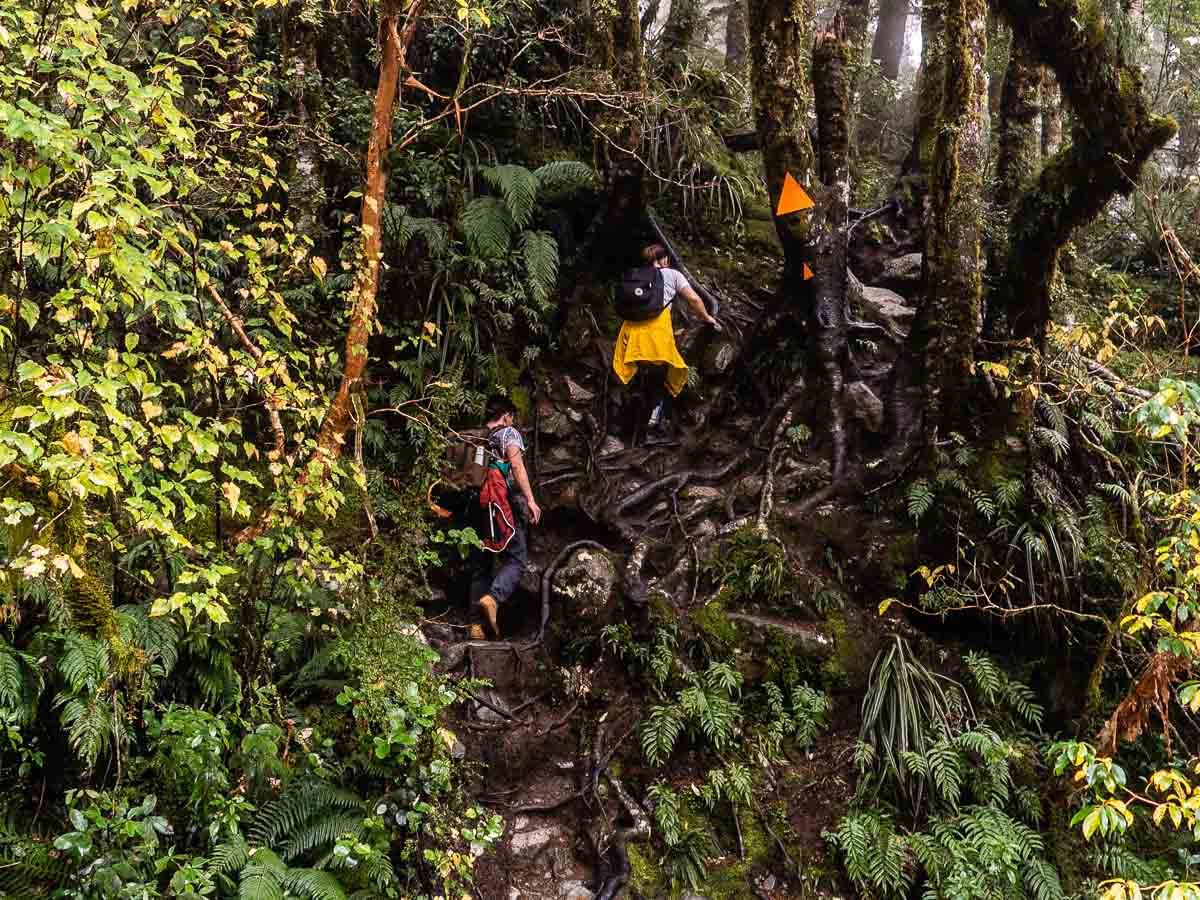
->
[[912, 0, 988, 440]]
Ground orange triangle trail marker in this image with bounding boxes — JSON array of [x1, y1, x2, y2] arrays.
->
[[803, 263, 813, 280], [775, 172, 814, 216]]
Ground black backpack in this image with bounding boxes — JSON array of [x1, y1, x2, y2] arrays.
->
[[615, 265, 670, 322]]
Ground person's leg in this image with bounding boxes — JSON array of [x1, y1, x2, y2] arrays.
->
[[482, 522, 528, 637], [467, 548, 492, 640], [645, 364, 667, 426]]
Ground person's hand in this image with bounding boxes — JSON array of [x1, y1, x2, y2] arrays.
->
[[707, 316, 723, 333], [527, 499, 542, 525]]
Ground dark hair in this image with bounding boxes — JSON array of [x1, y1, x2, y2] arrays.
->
[[641, 243, 669, 266], [485, 394, 517, 422]]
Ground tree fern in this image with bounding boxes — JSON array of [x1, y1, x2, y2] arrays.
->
[[481, 164, 538, 228], [459, 197, 513, 257], [532, 160, 596, 197], [212, 835, 251, 874], [520, 230, 558, 304]]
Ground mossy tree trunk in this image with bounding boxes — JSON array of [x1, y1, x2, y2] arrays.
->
[[748, 0, 815, 265], [661, 0, 705, 81], [811, 12, 862, 478], [986, 36, 1040, 308], [1040, 68, 1062, 155], [593, 0, 647, 262], [991, 0, 1177, 346], [911, 0, 987, 442], [724, 0, 748, 81], [910, 0, 946, 175], [749, 0, 861, 479]]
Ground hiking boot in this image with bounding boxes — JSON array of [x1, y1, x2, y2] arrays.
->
[[468, 623, 486, 641], [478, 594, 500, 638]]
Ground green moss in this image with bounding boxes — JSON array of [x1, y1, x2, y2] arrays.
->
[[695, 808, 768, 898], [628, 842, 666, 897], [819, 610, 851, 690], [691, 599, 740, 651]]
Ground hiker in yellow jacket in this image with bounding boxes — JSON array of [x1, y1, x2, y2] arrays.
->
[[613, 243, 721, 444]]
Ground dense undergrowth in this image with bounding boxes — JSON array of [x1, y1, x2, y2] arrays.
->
[[1, 0, 1200, 897]]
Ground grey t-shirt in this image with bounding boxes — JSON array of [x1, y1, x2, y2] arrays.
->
[[660, 268, 690, 307], [490, 426, 525, 460]]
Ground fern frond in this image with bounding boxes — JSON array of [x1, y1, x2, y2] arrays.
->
[[282, 868, 348, 900], [280, 813, 363, 862], [642, 703, 684, 767], [532, 160, 596, 197], [250, 782, 363, 848], [520, 230, 559, 304], [481, 164, 538, 228], [459, 197, 513, 258], [239, 847, 286, 900], [907, 479, 934, 523]]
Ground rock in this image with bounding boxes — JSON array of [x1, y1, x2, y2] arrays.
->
[[845, 381, 884, 433], [860, 286, 915, 338], [880, 252, 923, 291], [509, 822, 567, 855], [727, 612, 833, 658], [702, 337, 738, 376], [558, 881, 594, 900], [553, 548, 619, 619], [564, 376, 594, 403], [540, 407, 574, 438], [598, 436, 625, 455]]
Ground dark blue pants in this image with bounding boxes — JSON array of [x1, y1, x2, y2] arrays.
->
[[468, 502, 528, 624]]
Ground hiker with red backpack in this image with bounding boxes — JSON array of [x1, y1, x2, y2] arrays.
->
[[462, 395, 541, 641], [612, 243, 721, 445]]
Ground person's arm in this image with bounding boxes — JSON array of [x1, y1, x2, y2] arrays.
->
[[680, 284, 722, 331], [506, 444, 542, 524]]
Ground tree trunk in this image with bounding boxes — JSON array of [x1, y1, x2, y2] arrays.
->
[[748, 0, 816, 265], [992, 0, 1177, 346], [987, 37, 1040, 296], [858, 0, 906, 157], [911, 0, 947, 175], [236, 0, 425, 543], [870, 0, 907, 80], [1040, 67, 1062, 155], [661, 0, 705, 80], [593, 0, 647, 263], [912, 0, 988, 441], [284, 5, 324, 242], [724, 0, 748, 80], [811, 13, 859, 478]]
